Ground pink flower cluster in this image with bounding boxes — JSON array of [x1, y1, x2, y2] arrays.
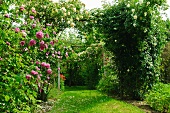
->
[[36, 31, 44, 39], [39, 40, 48, 51], [31, 70, 38, 75], [26, 74, 31, 80], [29, 39, 36, 46], [41, 62, 50, 69]]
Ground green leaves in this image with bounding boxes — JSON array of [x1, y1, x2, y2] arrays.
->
[[96, 0, 168, 100]]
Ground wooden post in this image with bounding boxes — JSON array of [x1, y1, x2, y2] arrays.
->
[[58, 60, 60, 91]]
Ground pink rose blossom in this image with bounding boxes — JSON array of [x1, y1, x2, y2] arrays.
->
[[41, 62, 46, 67], [47, 69, 52, 74], [32, 24, 36, 28], [6, 42, 10, 46], [32, 9, 36, 13], [36, 31, 44, 39], [57, 56, 61, 59], [30, 16, 34, 20], [40, 40, 45, 45], [0, 57, 2, 60], [57, 51, 60, 55], [20, 6, 25, 11], [45, 44, 48, 49], [38, 82, 41, 88], [31, 70, 38, 75], [53, 31, 56, 35], [52, 54, 55, 57], [37, 75, 41, 80], [58, 67, 60, 70], [46, 23, 52, 26], [45, 63, 50, 69], [36, 61, 40, 65], [47, 76, 50, 80], [40, 44, 45, 51], [15, 28, 20, 33], [45, 34, 49, 38], [29, 39, 36, 46], [20, 41, 25, 46], [50, 41, 54, 46], [4, 14, 10, 18], [46, 52, 49, 56], [26, 74, 31, 80], [65, 52, 68, 57], [36, 66, 40, 70]]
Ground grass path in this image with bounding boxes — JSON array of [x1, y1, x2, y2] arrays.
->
[[48, 87, 145, 113]]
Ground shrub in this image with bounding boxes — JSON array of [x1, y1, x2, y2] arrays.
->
[[145, 83, 170, 113], [97, 72, 118, 95], [161, 42, 170, 83]]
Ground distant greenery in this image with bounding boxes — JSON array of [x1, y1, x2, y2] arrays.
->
[[48, 87, 145, 113]]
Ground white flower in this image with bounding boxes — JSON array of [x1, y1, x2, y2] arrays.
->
[[133, 23, 136, 27], [127, 4, 130, 8], [70, 23, 75, 27], [144, 12, 147, 16], [133, 15, 137, 19], [76, 17, 79, 21], [139, 0, 143, 4], [147, 2, 150, 6], [132, 9, 135, 13], [22, 31, 27, 37], [67, 21, 71, 24], [73, 8, 76, 12], [64, 13, 67, 16], [61, 7, 66, 12], [68, 12, 70, 15], [144, 28, 147, 33]]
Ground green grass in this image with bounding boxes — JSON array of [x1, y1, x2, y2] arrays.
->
[[48, 87, 145, 113]]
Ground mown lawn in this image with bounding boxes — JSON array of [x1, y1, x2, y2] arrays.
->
[[48, 86, 145, 113]]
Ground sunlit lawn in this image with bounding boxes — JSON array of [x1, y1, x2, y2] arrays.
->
[[48, 86, 145, 113]]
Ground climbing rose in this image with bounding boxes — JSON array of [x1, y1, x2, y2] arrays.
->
[[29, 39, 36, 46], [4, 14, 10, 18], [36, 31, 44, 39], [40, 44, 45, 51], [30, 16, 34, 20], [26, 74, 31, 80], [20, 41, 25, 46], [47, 69, 52, 74], [40, 40, 45, 45], [32, 8, 36, 13], [50, 40, 54, 46], [36, 61, 40, 65], [32, 24, 36, 28], [45, 63, 50, 69], [15, 28, 20, 33], [45, 33, 49, 38], [20, 6, 25, 11], [36, 66, 40, 70], [31, 70, 38, 75], [6, 42, 10, 46], [21, 31, 27, 37], [65, 52, 68, 57], [47, 76, 50, 80], [41, 62, 46, 67]]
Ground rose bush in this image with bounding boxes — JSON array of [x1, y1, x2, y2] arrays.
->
[[0, 0, 90, 112]]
